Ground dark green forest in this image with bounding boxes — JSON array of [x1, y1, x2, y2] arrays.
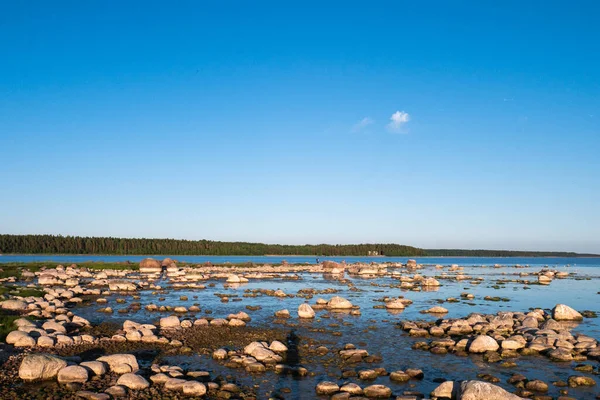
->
[[0, 235, 595, 257], [0, 235, 424, 256]]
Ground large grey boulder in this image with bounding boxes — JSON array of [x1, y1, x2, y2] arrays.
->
[[552, 304, 583, 321], [19, 354, 68, 381], [460, 380, 522, 400], [327, 296, 353, 309], [431, 380, 522, 400], [6, 330, 30, 344], [468, 335, 499, 353], [298, 303, 315, 318]]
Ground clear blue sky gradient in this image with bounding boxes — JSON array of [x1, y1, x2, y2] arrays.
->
[[1, 1, 599, 252]]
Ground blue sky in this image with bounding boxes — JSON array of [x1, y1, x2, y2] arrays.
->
[[1, 1, 599, 252]]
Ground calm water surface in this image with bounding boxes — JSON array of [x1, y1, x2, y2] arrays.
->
[[54, 258, 600, 399], [3, 254, 600, 268]]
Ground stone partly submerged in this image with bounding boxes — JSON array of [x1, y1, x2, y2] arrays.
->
[[298, 303, 315, 318], [552, 304, 583, 321], [19, 354, 68, 381], [468, 335, 499, 353], [327, 296, 353, 309]]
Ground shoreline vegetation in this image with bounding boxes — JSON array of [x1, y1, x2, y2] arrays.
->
[[0, 234, 597, 258]]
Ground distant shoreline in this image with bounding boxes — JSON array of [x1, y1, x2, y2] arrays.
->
[[1, 253, 599, 258]]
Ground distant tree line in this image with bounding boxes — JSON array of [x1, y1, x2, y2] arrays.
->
[[0, 235, 595, 257], [423, 249, 597, 257], [0, 235, 424, 256]]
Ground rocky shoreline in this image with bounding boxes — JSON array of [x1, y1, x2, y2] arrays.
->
[[0, 258, 598, 399]]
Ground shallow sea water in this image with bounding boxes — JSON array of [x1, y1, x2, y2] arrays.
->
[[61, 260, 600, 399]]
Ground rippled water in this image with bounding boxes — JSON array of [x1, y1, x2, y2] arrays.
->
[[66, 262, 600, 399]]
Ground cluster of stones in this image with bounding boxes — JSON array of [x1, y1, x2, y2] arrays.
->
[[370, 296, 413, 312], [316, 381, 394, 399], [346, 264, 388, 276], [1, 285, 99, 318], [534, 268, 571, 285], [243, 288, 293, 298], [212, 340, 293, 374], [389, 274, 442, 290], [158, 312, 251, 329], [33, 263, 89, 286], [5, 314, 95, 348], [296, 296, 362, 319], [111, 319, 173, 344], [143, 302, 202, 313], [315, 353, 426, 400], [0, 285, 102, 348], [505, 371, 597, 398], [17, 352, 242, 398], [400, 304, 600, 364]]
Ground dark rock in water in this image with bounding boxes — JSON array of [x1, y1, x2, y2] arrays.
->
[[508, 374, 527, 385], [581, 310, 598, 318], [567, 375, 596, 387], [477, 373, 500, 383], [525, 379, 549, 392], [573, 364, 594, 373]]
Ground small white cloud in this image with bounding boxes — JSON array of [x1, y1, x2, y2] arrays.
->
[[352, 117, 374, 132], [386, 111, 410, 132]]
